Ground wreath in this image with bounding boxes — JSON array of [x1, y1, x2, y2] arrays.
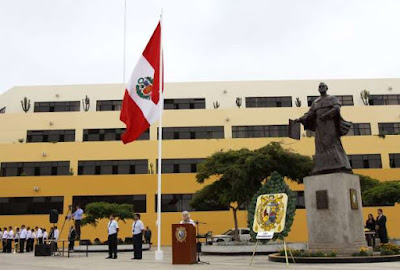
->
[[247, 171, 297, 242]]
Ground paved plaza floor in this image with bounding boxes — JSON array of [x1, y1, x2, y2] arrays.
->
[[0, 247, 399, 270]]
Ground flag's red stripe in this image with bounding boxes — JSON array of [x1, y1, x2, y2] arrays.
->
[[143, 22, 161, 105], [120, 90, 150, 144]]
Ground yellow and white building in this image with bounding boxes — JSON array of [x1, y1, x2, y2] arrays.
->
[[0, 78, 399, 245]]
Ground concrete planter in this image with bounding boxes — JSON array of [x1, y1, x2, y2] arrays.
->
[[269, 253, 400, 263]]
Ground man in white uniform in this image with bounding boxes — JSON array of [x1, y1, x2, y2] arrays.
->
[[132, 213, 145, 260], [26, 227, 32, 252], [19, 225, 27, 253], [2, 227, 8, 253], [36, 227, 43, 244], [30, 229, 36, 251], [107, 214, 119, 259], [7, 226, 14, 253]]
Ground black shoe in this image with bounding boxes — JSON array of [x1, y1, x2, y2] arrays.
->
[[113, 256, 118, 259], [106, 256, 112, 259]]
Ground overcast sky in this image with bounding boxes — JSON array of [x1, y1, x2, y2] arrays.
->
[[1, 0, 400, 94]]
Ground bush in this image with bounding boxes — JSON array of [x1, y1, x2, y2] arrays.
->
[[81, 201, 134, 227], [362, 181, 400, 206], [379, 243, 400, 255], [278, 249, 336, 257], [352, 247, 371, 257]]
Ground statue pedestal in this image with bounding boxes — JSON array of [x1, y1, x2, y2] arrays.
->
[[304, 173, 366, 254]]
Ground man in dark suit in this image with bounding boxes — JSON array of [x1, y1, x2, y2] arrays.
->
[[376, 209, 388, 244]]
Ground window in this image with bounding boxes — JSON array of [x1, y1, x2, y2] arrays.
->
[[369, 94, 400, 106], [34, 101, 80, 112], [346, 123, 372, 136], [1, 161, 70, 177], [0, 107, 5, 114], [348, 154, 382, 169], [293, 191, 305, 209], [73, 195, 146, 213], [0, 196, 63, 215], [158, 158, 205, 173], [378, 123, 400, 135], [232, 125, 288, 138], [164, 98, 205, 110], [78, 160, 148, 175], [389, 154, 400, 168], [83, 128, 149, 141], [307, 95, 354, 107], [155, 194, 228, 212], [162, 126, 224, 140], [246, 96, 292, 108], [96, 100, 122, 111], [27, 130, 75, 143]]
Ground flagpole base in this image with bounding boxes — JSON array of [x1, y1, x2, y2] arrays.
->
[[155, 250, 164, 261]]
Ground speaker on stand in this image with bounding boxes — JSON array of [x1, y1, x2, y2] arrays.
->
[[49, 209, 59, 224]]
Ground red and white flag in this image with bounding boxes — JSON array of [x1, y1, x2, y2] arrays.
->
[[120, 22, 163, 144]]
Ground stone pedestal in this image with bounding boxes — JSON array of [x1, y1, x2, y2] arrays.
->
[[304, 173, 366, 254]]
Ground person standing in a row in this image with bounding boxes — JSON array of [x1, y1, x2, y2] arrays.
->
[[43, 229, 48, 243], [30, 229, 36, 251], [7, 226, 14, 253], [132, 213, 144, 260], [14, 228, 20, 253], [2, 228, 8, 252], [107, 214, 119, 259], [19, 225, 27, 253], [25, 227, 32, 252], [36, 227, 43, 244]]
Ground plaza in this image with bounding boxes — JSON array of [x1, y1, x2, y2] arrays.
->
[[1, 248, 400, 270], [1, 1, 400, 268]]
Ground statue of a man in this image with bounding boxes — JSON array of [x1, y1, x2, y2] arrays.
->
[[295, 82, 353, 175]]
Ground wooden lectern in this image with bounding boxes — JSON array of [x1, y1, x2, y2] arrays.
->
[[171, 224, 197, 264]]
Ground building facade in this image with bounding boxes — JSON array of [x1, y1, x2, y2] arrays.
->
[[0, 78, 400, 245]]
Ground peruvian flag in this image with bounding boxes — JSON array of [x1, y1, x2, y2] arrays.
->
[[120, 22, 163, 144]]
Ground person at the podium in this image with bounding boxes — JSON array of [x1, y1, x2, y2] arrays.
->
[[180, 211, 196, 226]]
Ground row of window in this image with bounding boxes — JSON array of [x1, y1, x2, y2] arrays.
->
[[22, 94, 400, 113], [0, 159, 207, 177], [23, 122, 400, 143], [1, 154, 400, 177], [0, 193, 305, 216]]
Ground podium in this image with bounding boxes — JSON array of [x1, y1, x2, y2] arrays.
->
[[171, 224, 197, 264]]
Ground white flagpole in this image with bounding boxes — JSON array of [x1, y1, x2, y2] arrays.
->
[[155, 10, 164, 261]]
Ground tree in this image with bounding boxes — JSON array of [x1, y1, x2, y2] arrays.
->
[[191, 142, 313, 241], [247, 171, 296, 242], [81, 202, 135, 227], [362, 181, 400, 206]]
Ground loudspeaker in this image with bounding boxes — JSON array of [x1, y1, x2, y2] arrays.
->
[[34, 244, 51, 256], [49, 209, 59, 224]]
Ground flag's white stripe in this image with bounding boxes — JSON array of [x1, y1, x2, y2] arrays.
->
[[127, 56, 161, 124]]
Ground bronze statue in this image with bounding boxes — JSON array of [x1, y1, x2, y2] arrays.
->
[[295, 82, 353, 175]]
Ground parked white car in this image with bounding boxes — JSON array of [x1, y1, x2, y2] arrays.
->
[[212, 228, 251, 242]]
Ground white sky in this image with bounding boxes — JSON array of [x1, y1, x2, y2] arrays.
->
[[1, 0, 400, 94]]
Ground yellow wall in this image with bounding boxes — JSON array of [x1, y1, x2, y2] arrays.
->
[[0, 100, 400, 245]]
